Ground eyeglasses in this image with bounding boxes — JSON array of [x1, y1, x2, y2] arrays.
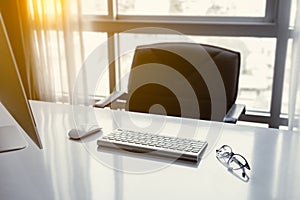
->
[[216, 145, 250, 182]]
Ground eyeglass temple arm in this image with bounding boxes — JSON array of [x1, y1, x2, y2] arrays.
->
[[231, 155, 251, 170]]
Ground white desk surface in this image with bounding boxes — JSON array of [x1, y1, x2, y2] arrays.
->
[[1, 101, 300, 200]]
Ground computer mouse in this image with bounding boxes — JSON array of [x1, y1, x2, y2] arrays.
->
[[68, 127, 102, 140]]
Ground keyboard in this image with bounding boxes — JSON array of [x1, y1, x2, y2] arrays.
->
[[97, 128, 208, 163]]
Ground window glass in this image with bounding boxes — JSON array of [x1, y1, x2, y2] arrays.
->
[[282, 39, 293, 114], [83, 32, 109, 97], [82, 0, 108, 15], [118, 0, 266, 17], [289, 0, 297, 27], [83, 32, 108, 59]]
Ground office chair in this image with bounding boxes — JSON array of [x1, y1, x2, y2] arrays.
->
[[95, 42, 245, 123]]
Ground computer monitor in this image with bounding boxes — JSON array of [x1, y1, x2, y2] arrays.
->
[[0, 13, 42, 152]]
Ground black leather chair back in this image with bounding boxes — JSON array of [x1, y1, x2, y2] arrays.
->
[[126, 42, 241, 121]]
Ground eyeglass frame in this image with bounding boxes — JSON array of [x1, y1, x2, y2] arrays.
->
[[216, 144, 251, 181]]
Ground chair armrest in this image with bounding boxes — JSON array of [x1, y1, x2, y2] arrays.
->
[[94, 91, 127, 108], [223, 104, 246, 124]]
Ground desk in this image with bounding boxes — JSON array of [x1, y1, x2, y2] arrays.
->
[[1, 101, 300, 200]]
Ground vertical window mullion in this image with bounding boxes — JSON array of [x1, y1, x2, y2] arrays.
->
[[107, 32, 116, 93], [108, 0, 117, 19], [107, 0, 118, 93], [115, 33, 121, 91], [265, 0, 278, 22], [269, 0, 292, 128]]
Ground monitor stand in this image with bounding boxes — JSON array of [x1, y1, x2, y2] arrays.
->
[[0, 125, 27, 153]]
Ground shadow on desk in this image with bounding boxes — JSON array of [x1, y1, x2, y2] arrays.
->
[[97, 146, 202, 169]]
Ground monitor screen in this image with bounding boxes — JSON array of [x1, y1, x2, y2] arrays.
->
[[0, 13, 42, 152]]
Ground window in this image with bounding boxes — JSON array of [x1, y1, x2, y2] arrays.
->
[[118, 0, 266, 17], [37, 0, 292, 128]]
